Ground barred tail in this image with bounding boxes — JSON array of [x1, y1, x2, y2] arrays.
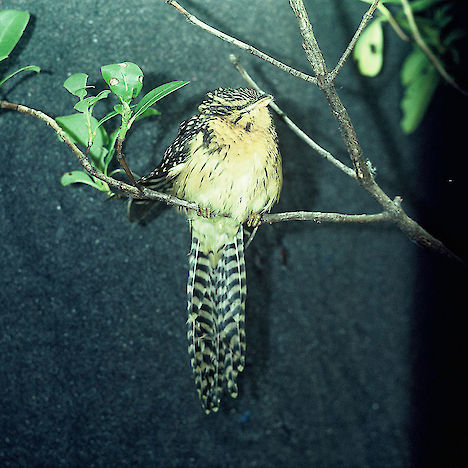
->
[[218, 226, 247, 397], [187, 235, 222, 413], [187, 226, 247, 413]]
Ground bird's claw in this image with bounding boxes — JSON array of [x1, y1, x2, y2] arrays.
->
[[197, 205, 215, 219], [246, 212, 262, 227]]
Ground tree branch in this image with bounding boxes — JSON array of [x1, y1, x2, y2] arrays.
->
[[289, 1, 375, 183], [164, 0, 318, 85], [262, 210, 392, 224], [286, 1, 386, 184]]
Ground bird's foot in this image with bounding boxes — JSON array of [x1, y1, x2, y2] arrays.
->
[[197, 205, 215, 219], [246, 212, 262, 228]]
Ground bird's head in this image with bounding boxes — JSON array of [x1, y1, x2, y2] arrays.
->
[[198, 87, 273, 132]]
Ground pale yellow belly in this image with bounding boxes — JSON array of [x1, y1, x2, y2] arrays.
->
[[172, 133, 281, 224]]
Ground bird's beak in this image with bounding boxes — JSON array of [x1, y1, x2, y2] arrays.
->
[[255, 94, 274, 108], [242, 94, 273, 113]]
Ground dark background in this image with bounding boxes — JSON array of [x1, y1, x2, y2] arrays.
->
[[1, 1, 467, 467]]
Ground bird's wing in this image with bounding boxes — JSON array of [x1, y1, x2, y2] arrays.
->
[[127, 115, 200, 222]]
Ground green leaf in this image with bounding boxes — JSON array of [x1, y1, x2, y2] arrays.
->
[[401, 47, 427, 85], [61, 170, 111, 193], [130, 80, 189, 124], [400, 49, 440, 133], [61, 170, 96, 187], [73, 90, 111, 113], [101, 62, 144, 102], [0, 10, 30, 61], [0, 64, 40, 87], [56, 113, 109, 171], [108, 168, 129, 178], [133, 107, 161, 122], [73, 97, 95, 113], [353, 18, 384, 77], [63, 73, 89, 99], [434, 6, 452, 29]]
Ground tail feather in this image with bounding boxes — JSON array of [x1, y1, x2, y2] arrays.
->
[[220, 228, 247, 386], [187, 237, 222, 412], [187, 226, 247, 413]]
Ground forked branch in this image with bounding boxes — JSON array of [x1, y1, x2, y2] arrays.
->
[[164, 0, 459, 261], [329, 0, 381, 82]]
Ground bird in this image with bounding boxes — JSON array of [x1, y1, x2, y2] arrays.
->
[[128, 87, 282, 413]]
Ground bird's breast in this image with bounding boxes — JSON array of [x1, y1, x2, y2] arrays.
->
[[172, 127, 282, 224]]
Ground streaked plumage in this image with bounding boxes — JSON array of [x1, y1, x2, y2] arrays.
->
[[128, 87, 282, 413]]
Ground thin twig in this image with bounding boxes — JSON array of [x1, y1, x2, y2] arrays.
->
[[164, 0, 318, 85], [329, 0, 381, 83], [229, 54, 356, 180], [115, 137, 142, 189], [262, 210, 392, 224], [247, 211, 393, 251], [376, 2, 410, 42]]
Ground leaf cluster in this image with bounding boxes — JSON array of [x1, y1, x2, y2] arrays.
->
[[1, 9, 188, 196], [58, 64, 188, 194], [353, 0, 464, 133]]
